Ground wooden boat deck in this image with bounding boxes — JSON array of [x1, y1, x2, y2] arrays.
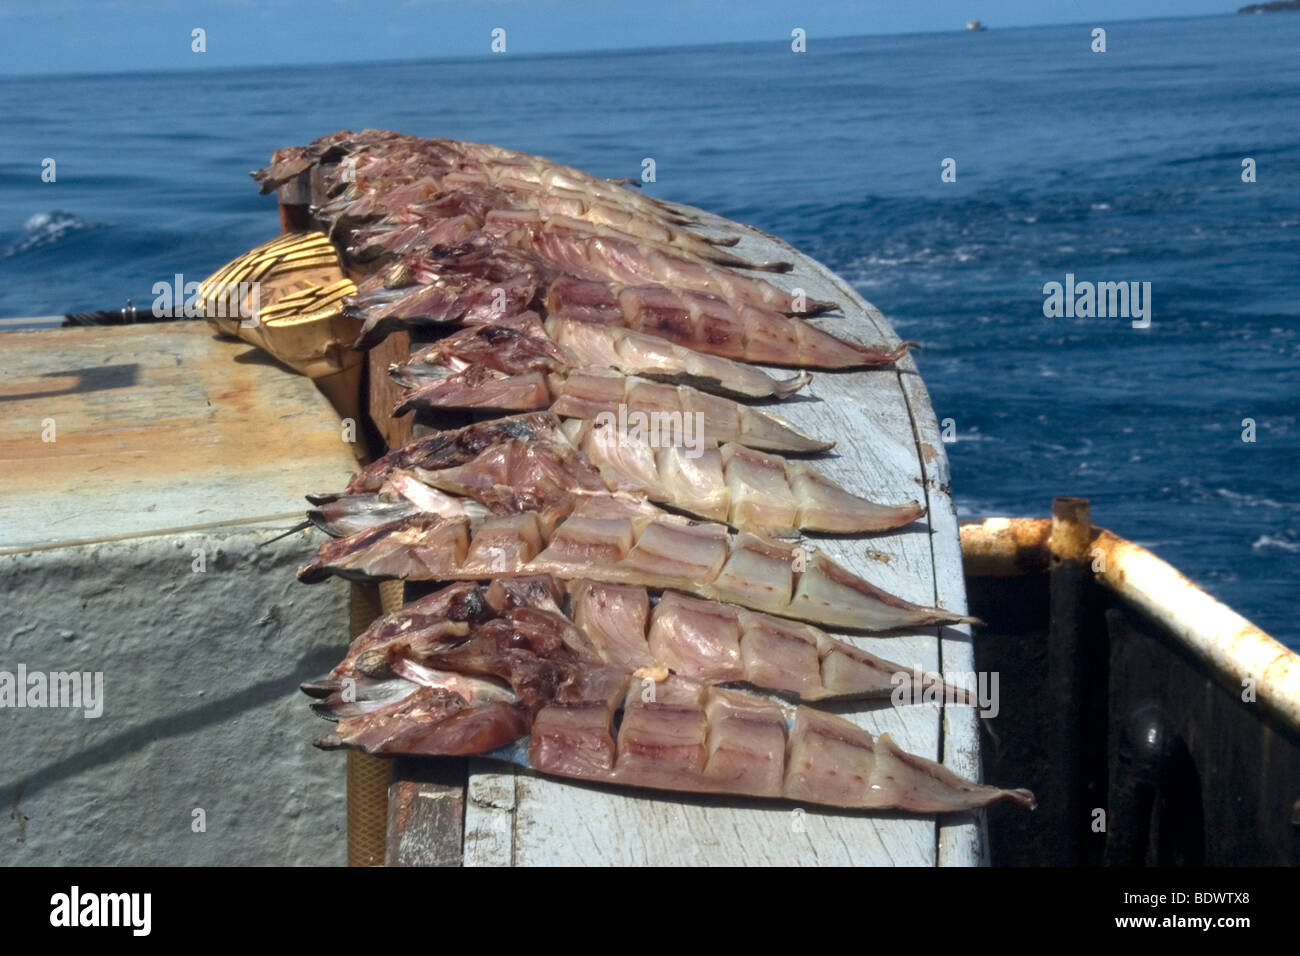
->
[[387, 202, 987, 866]]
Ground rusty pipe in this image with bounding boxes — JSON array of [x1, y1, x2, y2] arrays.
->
[[960, 516, 1300, 734]]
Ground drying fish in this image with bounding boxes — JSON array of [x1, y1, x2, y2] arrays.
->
[[320, 576, 966, 703], [346, 185, 782, 273], [545, 314, 809, 397], [314, 433, 919, 539], [413, 360, 826, 451], [414, 221, 829, 316], [547, 369, 830, 453], [563, 418, 923, 533], [476, 210, 820, 307], [399, 311, 810, 400], [323, 413, 921, 536], [302, 577, 1032, 813], [252, 129, 764, 269], [394, 344, 830, 454], [344, 241, 906, 367], [253, 129, 670, 219], [233, 129, 1042, 832], [298, 496, 973, 632], [258, 134, 831, 314], [384, 133, 694, 228], [571, 581, 965, 701], [337, 413, 562, 496], [324, 673, 1033, 812], [380, 441, 615, 525], [451, 137, 702, 227]]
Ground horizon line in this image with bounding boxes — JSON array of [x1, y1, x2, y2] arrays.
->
[[0, 10, 1237, 82]]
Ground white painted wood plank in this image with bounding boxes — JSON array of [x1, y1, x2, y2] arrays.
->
[[462, 759, 516, 867], [894, 324, 987, 867], [458, 202, 977, 866]]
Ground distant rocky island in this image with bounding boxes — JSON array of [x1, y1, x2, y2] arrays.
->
[[1239, 1, 1300, 12]]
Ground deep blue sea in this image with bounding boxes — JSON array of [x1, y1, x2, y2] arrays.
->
[[2, 14, 1297, 646]]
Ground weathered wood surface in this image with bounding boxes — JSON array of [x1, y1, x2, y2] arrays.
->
[[368, 332, 413, 452], [0, 322, 358, 551], [385, 759, 467, 867], [386, 201, 986, 866]]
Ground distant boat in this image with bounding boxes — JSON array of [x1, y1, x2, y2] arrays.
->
[[966, 20, 987, 31]]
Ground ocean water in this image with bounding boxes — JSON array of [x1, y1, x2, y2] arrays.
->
[[1, 14, 1296, 646]]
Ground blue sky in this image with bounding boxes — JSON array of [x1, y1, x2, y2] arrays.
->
[[0, 1, 1237, 76]]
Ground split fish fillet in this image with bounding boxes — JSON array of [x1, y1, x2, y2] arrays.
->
[[298, 496, 972, 632], [396, 312, 811, 400], [395, 362, 831, 454], [253, 128, 793, 273], [302, 576, 1032, 813], [342, 240, 901, 365], [316, 413, 922, 536], [254, 131, 1015, 821], [256, 129, 700, 230]]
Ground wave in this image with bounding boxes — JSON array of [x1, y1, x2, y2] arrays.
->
[[1215, 488, 1300, 513], [1252, 534, 1300, 554], [2, 210, 102, 258]]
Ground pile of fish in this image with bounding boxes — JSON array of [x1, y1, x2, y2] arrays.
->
[[256, 130, 1035, 814]]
